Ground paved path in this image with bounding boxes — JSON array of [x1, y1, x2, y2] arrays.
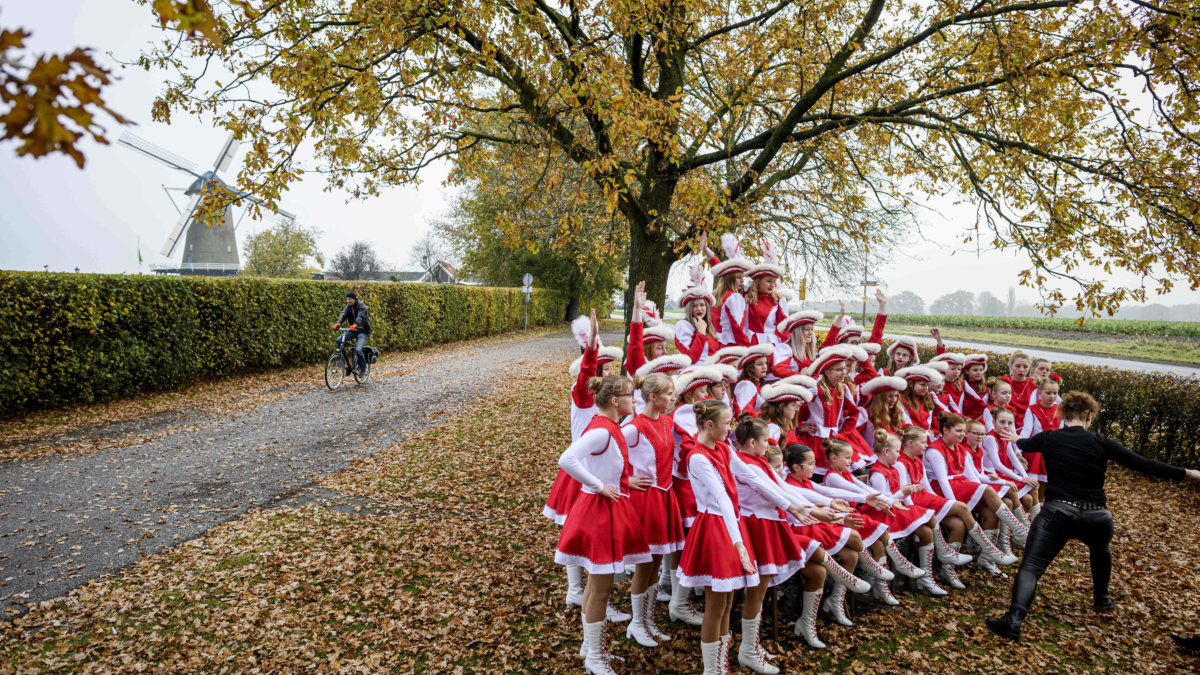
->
[[0, 330, 592, 617]]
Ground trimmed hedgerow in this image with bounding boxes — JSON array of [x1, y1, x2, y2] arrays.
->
[[0, 272, 566, 416]]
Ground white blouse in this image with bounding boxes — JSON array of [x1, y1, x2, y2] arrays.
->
[[558, 426, 627, 496], [689, 451, 743, 544]]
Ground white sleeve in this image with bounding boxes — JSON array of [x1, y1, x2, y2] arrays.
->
[[725, 293, 746, 324], [824, 472, 876, 498], [558, 428, 610, 492], [851, 473, 882, 495], [674, 320, 695, 348], [730, 453, 793, 510], [982, 436, 1022, 481], [812, 482, 866, 503], [924, 449, 957, 499], [868, 472, 900, 500], [689, 453, 743, 544], [734, 381, 759, 412], [778, 481, 816, 507], [895, 464, 917, 505], [1021, 408, 1039, 438], [961, 450, 986, 483], [622, 424, 655, 479], [1005, 442, 1030, 477], [982, 408, 995, 433]]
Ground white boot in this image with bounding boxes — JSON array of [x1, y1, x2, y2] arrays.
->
[[934, 527, 973, 566], [701, 640, 721, 675], [822, 583, 853, 626], [1030, 501, 1042, 521], [625, 593, 658, 647], [970, 523, 1018, 566], [996, 504, 1029, 545], [914, 544, 948, 596], [976, 552, 1003, 576], [822, 555, 870, 593], [643, 583, 670, 642], [939, 544, 967, 590], [656, 564, 672, 602], [606, 600, 631, 623], [856, 549, 895, 581], [996, 523, 1015, 559], [984, 529, 1016, 567], [794, 589, 826, 648], [566, 565, 584, 607], [579, 611, 589, 659], [885, 540, 925, 579], [870, 554, 900, 605], [668, 577, 704, 626], [583, 619, 617, 675], [719, 634, 732, 675], [738, 613, 779, 674], [1012, 503, 1031, 529]]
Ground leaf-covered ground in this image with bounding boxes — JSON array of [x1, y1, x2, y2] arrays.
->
[[2, 347, 1198, 674]]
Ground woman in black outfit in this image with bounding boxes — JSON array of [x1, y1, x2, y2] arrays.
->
[[986, 391, 1200, 641]]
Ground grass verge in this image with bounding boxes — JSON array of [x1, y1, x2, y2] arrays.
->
[[879, 324, 1200, 365]]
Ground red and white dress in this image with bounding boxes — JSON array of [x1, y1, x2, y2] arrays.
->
[[827, 468, 929, 538], [543, 345, 597, 524], [939, 381, 966, 415], [963, 442, 1012, 498], [1002, 376, 1037, 434], [779, 476, 854, 554], [924, 438, 989, 510], [678, 441, 761, 592], [901, 397, 940, 435], [716, 291, 752, 347], [623, 413, 687, 555], [961, 381, 989, 420], [746, 294, 788, 345], [555, 416, 652, 574], [795, 383, 869, 475], [733, 379, 765, 418], [892, 454, 956, 523], [770, 341, 814, 380], [785, 474, 889, 547], [982, 431, 1035, 498], [672, 404, 701, 527], [675, 319, 718, 365], [1022, 401, 1064, 438], [980, 403, 1018, 433], [734, 452, 811, 585]]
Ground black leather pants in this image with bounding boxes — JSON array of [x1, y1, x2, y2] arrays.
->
[[1009, 500, 1115, 618]]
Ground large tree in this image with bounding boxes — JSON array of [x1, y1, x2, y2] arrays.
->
[[241, 220, 324, 278], [140, 0, 1200, 316]]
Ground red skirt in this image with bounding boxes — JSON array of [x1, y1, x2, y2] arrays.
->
[[911, 491, 955, 523], [672, 478, 699, 527], [555, 493, 652, 574], [743, 515, 809, 586], [793, 522, 852, 555], [1023, 452, 1047, 482], [932, 477, 988, 511], [630, 486, 686, 555], [845, 509, 889, 546], [543, 469, 581, 525], [678, 512, 760, 592], [860, 502, 929, 538]]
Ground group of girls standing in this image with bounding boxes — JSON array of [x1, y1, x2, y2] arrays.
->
[[546, 233, 1064, 675]]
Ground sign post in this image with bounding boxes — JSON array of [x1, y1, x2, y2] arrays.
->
[[522, 273, 533, 330]]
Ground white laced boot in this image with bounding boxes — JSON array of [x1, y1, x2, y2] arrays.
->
[[656, 565, 672, 602], [857, 549, 895, 581], [914, 544, 948, 596], [1030, 501, 1042, 521], [643, 583, 670, 642], [794, 589, 826, 648], [969, 523, 1018, 566], [885, 540, 925, 578], [939, 544, 967, 590], [934, 527, 973, 566], [1012, 502, 1031, 529], [984, 529, 1016, 567], [579, 611, 589, 658], [870, 553, 900, 606], [738, 613, 779, 674], [996, 504, 1029, 545], [719, 634, 732, 675], [668, 577, 704, 625], [996, 523, 1015, 559], [822, 583, 853, 626], [976, 552, 1003, 575], [625, 592, 658, 647], [583, 619, 617, 675], [701, 639, 721, 675], [607, 600, 631, 623], [822, 556, 870, 593], [566, 565, 584, 607]]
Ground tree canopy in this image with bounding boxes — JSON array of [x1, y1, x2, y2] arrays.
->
[[240, 220, 324, 278], [140, 0, 1200, 315]]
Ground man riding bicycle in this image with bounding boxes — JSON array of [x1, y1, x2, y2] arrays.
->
[[332, 292, 371, 374]]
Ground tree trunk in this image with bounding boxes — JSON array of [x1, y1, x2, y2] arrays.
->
[[625, 221, 679, 341], [564, 295, 580, 322]]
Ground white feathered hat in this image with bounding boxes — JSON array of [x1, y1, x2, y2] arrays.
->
[[642, 324, 676, 344], [925, 361, 950, 375], [777, 310, 824, 334], [679, 264, 717, 307], [711, 233, 754, 277], [859, 375, 908, 398], [705, 345, 748, 366], [781, 374, 818, 389], [642, 300, 662, 327], [963, 353, 988, 368], [712, 363, 739, 384], [806, 345, 858, 377], [735, 343, 775, 370], [760, 382, 814, 404], [635, 354, 692, 377], [748, 239, 785, 279], [861, 342, 881, 356], [775, 286, 796, 303], [886, 336, 921, 363], [895, 365, 944, 386], [675, 366, 723, 396], [836, 318, 864, 343], [569, 346, 624, 377], [928, 352, 967, 366]]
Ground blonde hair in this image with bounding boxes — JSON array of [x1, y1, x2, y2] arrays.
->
[[994, 407, 1016, 422], [765, 445, 783, 464], [822, 437, 853, 461], [685, 298, 716, 338], [694, 399, 729, 428], [873, 428, 900, 454], [635, 373, 675, 400], [1010, 350, 1032, 368], [714, 274, 742, 303], [899, 425, 928, 447], [744, 277, 780, 307], [789, 329, 817, 364], [588, 375, 634, 408], [1037, 377, 1060, 392]]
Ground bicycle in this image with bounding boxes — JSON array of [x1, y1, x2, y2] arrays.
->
[[325, 328, 372, 390]]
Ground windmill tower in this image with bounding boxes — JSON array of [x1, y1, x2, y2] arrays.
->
[[118, 131, 297, 276]]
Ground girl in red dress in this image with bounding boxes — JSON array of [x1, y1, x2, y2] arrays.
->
[[625, 282, 688, 414], [732, 345, 774, 418], [1001, 350, 1037, 434], [711, 234, 754, 347], [556, 375, 652, 674], [991, 408, 1045, 520], [675, 265, 719, 365], [924, 413, 1027, 573], [896, 366, 943, 435], [858, 376, 907, 444], [621, 373, 686, 647], [1023, 377, 1064, 437], [963, 417, 1026, 558], [770, 310, 825, 379], [822, 290, 888, 346], [960, 353, 990, 420], [744, 239, 789, 346], [928, 353, 967, 414], [678, 400, 758, 674], [882, 335, 919, 375], [980, 376, 1016, 432], [794, 345, 875, 472]]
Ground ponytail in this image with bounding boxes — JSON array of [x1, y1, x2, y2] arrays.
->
[[734, 416, 769, 447], [937, 411, 966, 431], [873, 429, 899, 454], [822, 437, 852, 461], [590, 375, 633, 408], [694, 399, 729, 428]]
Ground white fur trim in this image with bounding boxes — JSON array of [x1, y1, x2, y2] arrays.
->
[[775, 287, 796, 302], [712, 257, 753, 277], [735, 344, 775, 369], [858, 376, 908, 397], [642, 324, 676, 344], [705, 346, 748, 366], [568, 346, 625, 377], [780, 374, 818, 389], [674, 366, 723, 395], [837, 323, 864, 342], [846, 344, 869, 363], [713, 364, 739, 383], [748, 262, 786, 279], [861, 343, 881, 355], [894, 366, 944, 385], [886, 336, 921, 362], [635, 354, 692, 377], [679, 286, 716, 306], [928, 352, 967, 365], [805, 345, 857, 376], [963, 353, 988, 367], [778, 310, 824, 334], [760, 382, 814, 403], [925, 361, 950, 374]]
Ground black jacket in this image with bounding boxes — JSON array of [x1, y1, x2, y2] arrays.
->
[[337, 300, 371, 334]]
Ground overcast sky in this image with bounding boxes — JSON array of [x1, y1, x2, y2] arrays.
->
[[3, 0, 1198, 312]]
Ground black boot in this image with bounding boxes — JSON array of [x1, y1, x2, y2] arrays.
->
[[985, 607, 1026, 641], [1171, 635, 1200, 653], [1093, 595, 1113, 611]]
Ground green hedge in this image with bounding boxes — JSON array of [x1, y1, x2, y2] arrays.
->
[[0, 272, 567, 416]]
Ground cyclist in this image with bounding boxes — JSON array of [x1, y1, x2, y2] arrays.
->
[[332, 292, 371, 374]]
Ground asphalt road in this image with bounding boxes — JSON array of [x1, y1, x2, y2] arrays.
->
[[0, 330, 597, 617]]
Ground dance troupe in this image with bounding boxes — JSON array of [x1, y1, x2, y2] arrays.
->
[[544, 235, 1070, 675]]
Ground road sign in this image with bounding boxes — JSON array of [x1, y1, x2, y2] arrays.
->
[[521, 281, 532, 329], [523, 273, 533, 286], [862, 280, 880, 286], [797, 278, 807, 301]]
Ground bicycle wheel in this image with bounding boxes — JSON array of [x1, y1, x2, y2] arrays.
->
[[325, 353, 345, 390], [353, 360, 371, 385]]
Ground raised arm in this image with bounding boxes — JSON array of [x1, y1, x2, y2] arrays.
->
[[869, 290, 887, 344], [1101, 435, 1188, 482]]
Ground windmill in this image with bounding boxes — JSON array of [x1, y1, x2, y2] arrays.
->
[[118, 131, 296, 276]]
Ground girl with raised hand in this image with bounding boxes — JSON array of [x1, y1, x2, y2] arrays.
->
[[894, 426, 978, 591], [744, 239, 789, 346], [770, 310, 825, 379], [925, 412, 1027, 573], [675, 265, 719, 365], [621, 373, 686, 648], [883, 336, 920, 376], [1001, 350, 1037, 434], [625, 281, 679, 415], [711, 234, 755, 348], [982, 409, 1039, 526], [963, 417, 1026, 558], [928, 353, 967, 414], [960, 354, 990, 420], [677, 400, 758, 675], [732, 344, 775, 418], [826, 290, 889, 346], [896, 366, 943, 435], [1023, 377, 1064, 438], [556, 375, 652, 675]]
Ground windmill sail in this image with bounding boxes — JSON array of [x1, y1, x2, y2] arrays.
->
[[118, 132, 199, 176], [212, 133, 241, 173], [162, 193, 202, 257]]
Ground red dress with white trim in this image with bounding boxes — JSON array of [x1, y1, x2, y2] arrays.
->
[[555, 416, 652, 574], [623, 414, 687, 555], [786, 474, 889, 547], [963, 441, 1011, 498], [892, 454, 956, 522], [734, 452, 811, 585], [779, 476, 853, 554], [543, 345, 597, 524], [1001, 376, 1037, 433], [924, 438, 989, 510], [982, 432, 1035, 498], [939, 381, 966, 415], [678, 441, 761, 592], [961, 382, 989, 420], [1022, 401, 1063, 438], [902, 397, 940, 436], [671, 405, 701, 526], [717, 291, 752, 347], [674, 319, 718, 365], [746, 294, 788, 345], [770, 341, 813, 380], [795, 383, 865, 475], [980, 403, 1017, 433], [827, 469, 929, 538], [733, 379, 765, 418]]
